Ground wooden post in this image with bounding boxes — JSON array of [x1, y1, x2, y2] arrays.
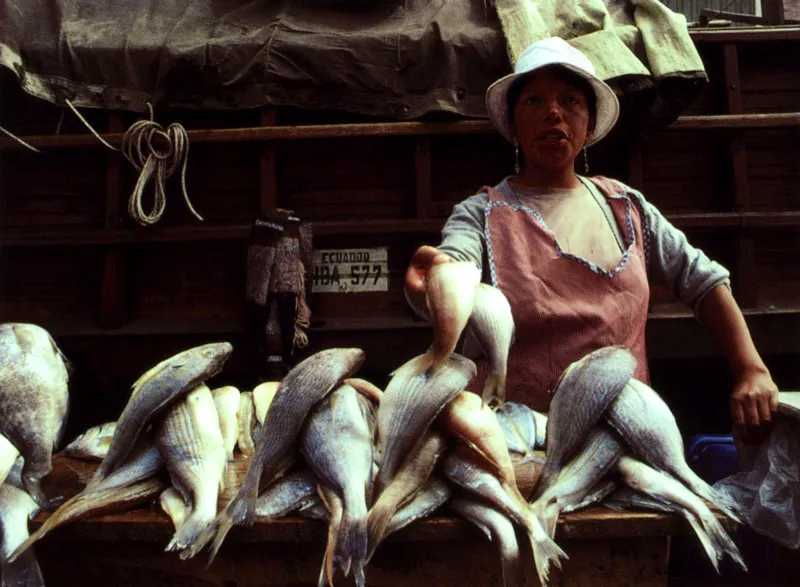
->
[[259, 108, 278, 216], [723, 44, 758, 308], [100, 113, 128, 328], [415, 138, 432, 219]]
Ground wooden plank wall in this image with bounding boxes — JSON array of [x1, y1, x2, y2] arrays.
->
[[1, 32, 799, 441]]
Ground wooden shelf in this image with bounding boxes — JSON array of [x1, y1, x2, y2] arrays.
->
[[690, 25, 800, 42], [2, 112, 799, 152]]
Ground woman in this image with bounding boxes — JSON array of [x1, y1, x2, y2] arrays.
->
[[405, 37, 778, 432]]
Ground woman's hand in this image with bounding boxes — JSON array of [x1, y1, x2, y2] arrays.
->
[[404, 245, 453, 294], [730, 366, 779, 430]]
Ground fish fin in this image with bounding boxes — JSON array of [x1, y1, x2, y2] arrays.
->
[[322, 500, 344, 587], [365, 501, 393, 564], [531, 498, 560, 540], [696, 508, 748, 572], [196, 493, 256, 567], [525, 512, 568, 587], [167, 511, 212, 553], [1, 547, 46, 587], [335, 509, 368, 579], [682, 510, 722, 574], [684, 478, 744, 525], [389, 353, 433, 380], [481, 372, 507, 407]]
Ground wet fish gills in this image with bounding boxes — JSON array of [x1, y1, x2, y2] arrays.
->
[[0, 323, 70, 509], [200, 348, 365, 563], [375, 353, 476, 498], [442, 446, 566, 586], [450, 497, 525, 587], [0, 479, 44, 587], [616, 456, 746, 572], [236, 392, 257, 458], [299, 384, 374, 587], [606, 378, 742, 523], [156, 384, 227, 556], [530, 425, 625, 538], [532, 346, 636, 501], [366, 430, 448, 562], [211, 387, 240, 460], [91, 342, 233, 486], [63, 422, 117, 462], [466, 284, 514, 405], [413, 261, 481, 377]]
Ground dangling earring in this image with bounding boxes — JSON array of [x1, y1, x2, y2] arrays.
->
[[514, 140, 521, 174], [583, 146, 589, 175]]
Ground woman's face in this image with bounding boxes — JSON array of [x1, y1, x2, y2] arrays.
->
[[512, 68, 595, 172]]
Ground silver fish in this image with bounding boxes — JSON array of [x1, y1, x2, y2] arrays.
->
[[254, 470, 321, 520], [606, 379, 742, 523], [616, 456, 746, 573], [383, 476, 451, 539], [450, 496, 525, 587], [562, 478, 619, 513], [0, 478, 44, 587], [441, 447, 567, 586], [299, 384, 374, 587], [236, 392, 256, 458], [466, 284, 515, 406], [532, 346, 636, 501], [495, 402, 547, 456], [367, 430, 448, 562], [0, 434, 20, 488], [530, 426, 625, 539], [0, 323, 70, 509], [211, 386, 240, 461], [91, 342, 232, 486], [202, 348, 365, 563], [413, 261, 481, 377], [156, 384, 227, 556], [375, 353, 476, 499], [10, 442, 165, 562], [63, 422, 117, 462]]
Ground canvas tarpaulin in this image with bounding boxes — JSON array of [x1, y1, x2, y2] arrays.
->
[[0, 0, 706, 124]]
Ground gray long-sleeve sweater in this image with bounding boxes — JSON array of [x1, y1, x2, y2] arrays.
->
[[436, 176, 730, 319]]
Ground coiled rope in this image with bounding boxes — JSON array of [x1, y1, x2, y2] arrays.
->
[[65, 99, 203, 226]]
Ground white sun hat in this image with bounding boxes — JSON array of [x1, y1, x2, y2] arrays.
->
[[486, 37, 620, 147]]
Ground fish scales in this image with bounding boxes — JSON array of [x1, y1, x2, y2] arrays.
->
[[532, 345, 636, 501], [375, 353, 476, 497], [383, 476, 451, 539], [299, 384, 373, 587], [92, 342, 232, 485], [255, 470, 320, 520], [157, 385, 226, 555], [606, 379, 742, 523], [0, 323, 70, 509], [198, 348, 365, 564]]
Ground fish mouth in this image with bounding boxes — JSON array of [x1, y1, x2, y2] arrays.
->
[[537, 129, 569, 144]]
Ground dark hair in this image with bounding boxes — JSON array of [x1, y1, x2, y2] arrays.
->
[[506, 65, 597, 131]]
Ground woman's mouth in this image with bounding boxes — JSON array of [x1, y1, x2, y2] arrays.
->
[[538, 129, 568, 145]]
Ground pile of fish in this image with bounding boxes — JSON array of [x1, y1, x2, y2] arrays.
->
[[2, 266, 749, 587]]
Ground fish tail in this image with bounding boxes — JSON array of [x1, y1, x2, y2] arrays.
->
[[530, 498, 560, 540], [365, 502, 392, 564], [682, 511, 722, 574], [696, 508, 748, 572], [321, 504, 344, 587], [335, 508, 368, 579], [166, 510, 213, 553], [525, 512, 568, 587], [196, 492, 256, 567], [683, 473, 744, 524], [481, 371, 507, 407], [1, 547, 46, 587]]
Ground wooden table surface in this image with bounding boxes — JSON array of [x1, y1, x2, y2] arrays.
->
[[26, 455, 686, 586]]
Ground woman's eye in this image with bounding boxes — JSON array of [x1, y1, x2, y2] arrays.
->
[[524, 96, 542, 105], [564, 95, 578, 105]]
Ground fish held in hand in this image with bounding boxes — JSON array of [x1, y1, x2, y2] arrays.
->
[[211, 387, 240, 461], [200, 348, 365, 565], [63, 422, 117, 462], [532, 345, 636, 501], [466, 284, 514, 406], [616, 456, 746, 572], [606, 379, 742, 523], [92, 342, 232, 486], [156, 384, 227, 557], [409, 262, 481, 378], [0, 323, 70, 509], [299, 384, 373, 587], [375, 353, 476, 498]]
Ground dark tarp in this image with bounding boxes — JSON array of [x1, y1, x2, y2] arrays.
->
[[0, 0, 706, 124]]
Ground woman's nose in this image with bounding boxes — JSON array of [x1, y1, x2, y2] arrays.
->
[[544, 101, 562, 123]]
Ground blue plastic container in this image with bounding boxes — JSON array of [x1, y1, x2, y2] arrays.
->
[[686, 434, 740, 485]]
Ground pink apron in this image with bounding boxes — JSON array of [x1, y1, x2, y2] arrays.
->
[[470, 176, 650, 412]]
